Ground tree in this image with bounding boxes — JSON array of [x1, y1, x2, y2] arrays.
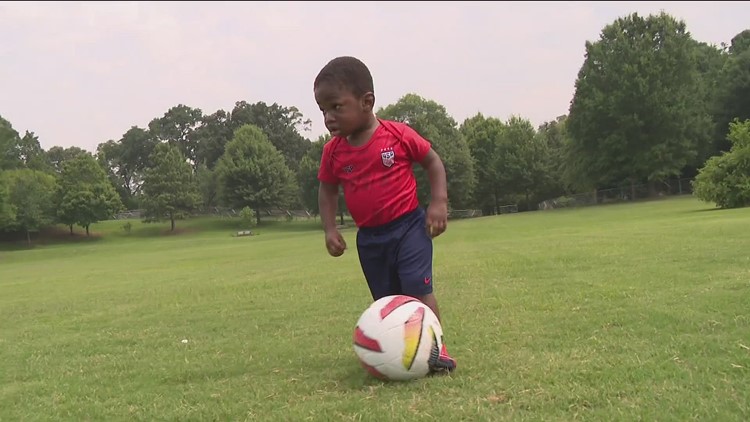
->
[[215, 124, 297, 225], [566, 12, 708, 196], [535, 115, 569, 201], [0, 178, 15, 231], [195, 162, 219, 209], [17, 131, 50, 172], [297, 137, 326, 216], [692, 119, 750, 208], [503, 116, 549, 210], [296, 134, 349, 224], [96, 126, 157, 208], [0, 117, 50, 173], [376, 94, 476, 210], [229, 101, 312, 173], [46, 146, 90, 174], [56, 154, 123, 236], [714, 30, 750, 153], [192, 109, 234, 170], [148, 104, 204, 167], [689, 41, 730, 169], [1, 169, 57, 244], [0, 116, 22, 171], [140, 143, 200, 231], [460, 113, 506, 214]]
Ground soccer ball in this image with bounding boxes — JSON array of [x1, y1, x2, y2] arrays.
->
[[352, 295, 444, 381]]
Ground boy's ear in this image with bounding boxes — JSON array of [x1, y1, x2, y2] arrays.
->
[[361, 92, 375, 112]]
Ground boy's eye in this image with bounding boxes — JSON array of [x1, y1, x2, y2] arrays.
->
[[319, 104, 343, 114]]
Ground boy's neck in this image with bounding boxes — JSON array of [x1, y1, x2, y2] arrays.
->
[[346, 114, 380, 147]]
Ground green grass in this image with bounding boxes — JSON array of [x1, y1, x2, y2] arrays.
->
[[1, 196, 749, 421]]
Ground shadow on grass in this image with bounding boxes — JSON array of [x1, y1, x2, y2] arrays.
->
[[684, 206, 725, 213], [0, 217, 357, 251], [330, 358, 449, 392], [0, 227, 105, 251]]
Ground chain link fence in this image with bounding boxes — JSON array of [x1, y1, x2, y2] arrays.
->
[[538, 178, 694, 210]]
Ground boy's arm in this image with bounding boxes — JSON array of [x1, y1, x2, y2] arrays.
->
[[419, 148, 449, 237], [318, 181, 340, 234], [420, 148, 449, 204]]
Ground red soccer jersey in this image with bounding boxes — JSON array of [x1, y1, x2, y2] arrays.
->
[[317, 119, 432, 228]]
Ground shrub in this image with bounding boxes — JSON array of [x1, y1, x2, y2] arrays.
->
[[693, 119, 750, 208]]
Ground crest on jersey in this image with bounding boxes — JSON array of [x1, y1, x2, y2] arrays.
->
[[381, 148, 395, 168]]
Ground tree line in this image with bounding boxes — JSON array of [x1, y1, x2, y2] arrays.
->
[[1, 11, 748, 242]]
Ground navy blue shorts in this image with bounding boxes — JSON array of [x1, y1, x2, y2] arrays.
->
[[356, 207, 433, 300]]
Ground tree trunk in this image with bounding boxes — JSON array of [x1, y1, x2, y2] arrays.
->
[[69, 225, 74, 235], [339, 211, 344, 226], [630, 180, 637, 201], [170, 212, 175, 231], [85, 225, 90, 236], [26, 230, 31, 245], [255, 208, 261, 226]]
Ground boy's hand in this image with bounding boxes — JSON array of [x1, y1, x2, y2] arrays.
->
[[426, 200, 448, 238], [325, 229, 347, 257]]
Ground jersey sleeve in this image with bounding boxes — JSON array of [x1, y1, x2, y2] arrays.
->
[[317, 141, 339, 185], [401, 125, 432, 163]]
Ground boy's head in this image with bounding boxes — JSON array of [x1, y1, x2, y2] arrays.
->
[[314, 56, 375, 138]]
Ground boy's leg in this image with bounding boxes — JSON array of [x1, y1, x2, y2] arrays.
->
[[416, 293, 442, 322], [395, 209, 456, 373], [356, 229, 400, 300]]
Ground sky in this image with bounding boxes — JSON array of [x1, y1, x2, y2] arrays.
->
[[1, 1, 748, 153]]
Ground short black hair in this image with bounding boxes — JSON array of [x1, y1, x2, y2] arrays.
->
[[314, 56, 374, 97]]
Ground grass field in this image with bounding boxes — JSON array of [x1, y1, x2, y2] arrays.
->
[[1, 196, 749, 421]]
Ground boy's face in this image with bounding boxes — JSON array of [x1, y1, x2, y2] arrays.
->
[[314, 82, 373, 138]]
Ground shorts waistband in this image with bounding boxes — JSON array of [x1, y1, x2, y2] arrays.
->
[[358, 207, 423, 234]]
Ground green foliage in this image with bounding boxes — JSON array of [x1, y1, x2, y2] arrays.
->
[[714, 32, 750, 152], [296, 135, 329, 216], [729, 29, 750, 55], [229, 101, 312, 173], [141, 143, 201, 231], [148, 104, 204, 167], [96, 126, 157, 208], [16, 131, 50, 172], [297, 155, 321, 215], [693, 119, 750, 208], [46, 146, 90, 174], [195, 163, 219, 209], [566, 11, 707, 190], [377, 93, 476, 209], [689, 41, 729, 167], [192, 110, 234, 170], [56, 154, 124, 235], [460, 113, 507, 214], [0, 116, 22, 171], [0, 169, 57, 242], [460, 114, 551, 212], [502, 116, 550, 209], [0, 117, 49, 172], [215, 124, 297, 223], [535, 115, 569, 200], [239, 206, 257, 229], [0, 177, 15, 229]]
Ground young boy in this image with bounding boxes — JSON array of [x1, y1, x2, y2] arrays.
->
[[314, 56, 456, 373]]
